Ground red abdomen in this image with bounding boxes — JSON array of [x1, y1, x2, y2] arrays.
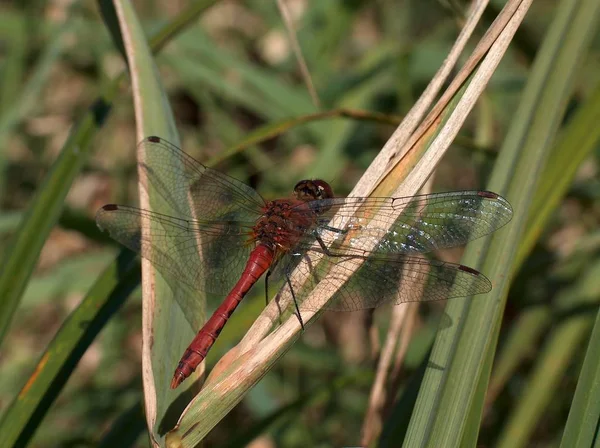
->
[[171, 244, 274, 389]]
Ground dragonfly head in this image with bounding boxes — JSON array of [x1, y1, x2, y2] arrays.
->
[[293, 179, 334, 202]]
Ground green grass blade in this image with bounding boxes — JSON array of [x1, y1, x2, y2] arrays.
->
[[486, 306, 551, 402], [98, 399, 147, 448], [207, 108, 400, 166], [0, 0, 215, 356], [225, 372, 372, 448], [560, 306, 600, 446], [403, 0, 600, 445], [0, 250, 140, 447], [0, 12, 26, 117], [0, 22, 69, 202], [518, 79, 600, 267], [487, 80, 600, 408], [497, 259, 600, 447], [0, 91, 114, 345]]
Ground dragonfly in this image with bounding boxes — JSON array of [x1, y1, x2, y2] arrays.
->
[[96, 136, 513, 389]]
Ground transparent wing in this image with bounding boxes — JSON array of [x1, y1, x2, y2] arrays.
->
[[304, 190, 513, 255], [272, 190, 511, 311], [138, 136, 265, 221], [278, 251, 491, 312], [97, 136, 267, 326], [96, 205, 255, 296]]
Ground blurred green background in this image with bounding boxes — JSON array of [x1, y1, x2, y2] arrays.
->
[[0, 0, 599, 447]]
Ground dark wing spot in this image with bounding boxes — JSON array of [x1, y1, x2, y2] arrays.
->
[[458, 265, 480, 275], [477, 191, 499, 199]]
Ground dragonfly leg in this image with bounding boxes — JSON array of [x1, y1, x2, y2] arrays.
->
[[266, 270, 284, 327], [320, 224, 347, 235], [314, 232, 363, 260], [285, 272, 305, 331], [265, 270, 271, 307], [315, 233, 341, 257]]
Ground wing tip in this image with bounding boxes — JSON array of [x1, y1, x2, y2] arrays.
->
[[96, 204, 121, 232], [458, 264, 492, 294], [478, 190, 514, 225]]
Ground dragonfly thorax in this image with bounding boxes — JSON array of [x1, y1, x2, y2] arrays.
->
[[254, 199, 318, 252]]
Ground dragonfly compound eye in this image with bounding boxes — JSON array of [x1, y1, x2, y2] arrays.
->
[[312, 180, 334, 200], [293, 179, 334, 202]]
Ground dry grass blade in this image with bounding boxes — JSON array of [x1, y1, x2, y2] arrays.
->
[[378, 0, 530, 199], [276, 0, 321, 108], [361, 303, 414, 445], [250, 0, 520, 329], [234, 0, 494, 359], [360, 181, 433, 446], [112, 4, 158, 437], [352, 0, 492, 198], [244, 0, 530, 350], [113, 4, 159, 441], [235, 0, 528, 397], [112, 1, 199, 443]]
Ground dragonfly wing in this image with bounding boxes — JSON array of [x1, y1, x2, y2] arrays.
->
[[96, 205, 254, 297], [271, 190, 510, 312], [306, 191, 512, 254], [139, 136, 266, 222], [277, 251, 491, 312]]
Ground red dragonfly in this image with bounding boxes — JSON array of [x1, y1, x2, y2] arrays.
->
[[96, 136, 512, 389]]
